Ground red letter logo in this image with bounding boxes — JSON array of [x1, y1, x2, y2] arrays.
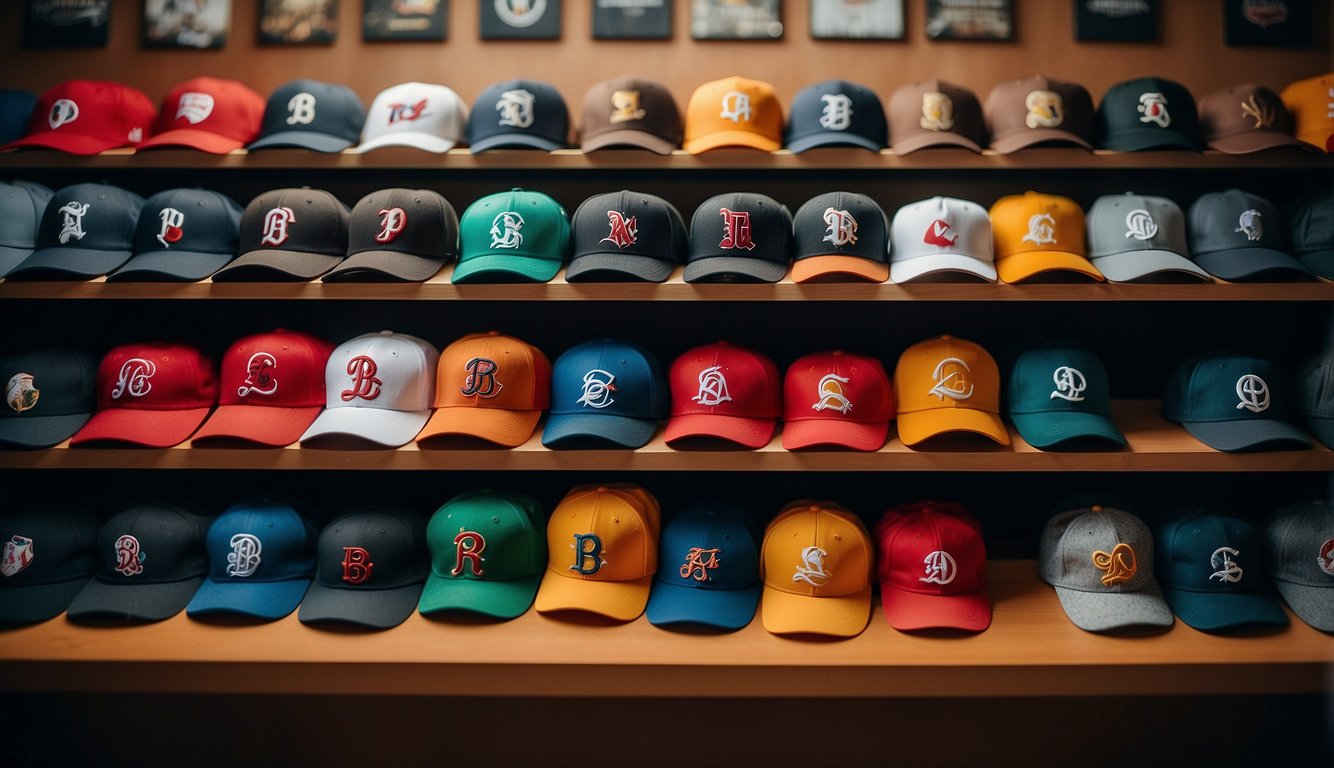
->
[[341, 355, 382, 401], [719, 208, 756, 250], [341, 546, 373, 584], [376, 207, 407, 243], [601, 211, 638, 249], [923, 219, 958, 247], [452, 531, 486, 577]]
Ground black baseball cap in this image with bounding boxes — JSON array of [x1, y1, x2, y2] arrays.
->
[[784, 80, 887, 153], [467, 79, 569, 152], [322, 188, 458, 283], [1097, 77, 1202, 151], [247, 79, 367, 152], [1284, 187, 1334, 279], [0, 348, 96, 449], [107, 188, 245, 282], [685, 192, 793, 283], [0, 180, 53, 277], [790, 191, 890, 283], [298, 506, 429, 629], [579, 76, 682, 154], [213, 188, 351, 281], [566, 190, 687, 282], [5, 182, 144, 281], [1187, 189, 1310, 281], [0, 503, 98, 625], [0, 88, 36, 145]]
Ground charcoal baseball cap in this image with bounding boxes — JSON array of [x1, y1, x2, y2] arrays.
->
[[323, 188, 458, 283], [645, 501, 762, 630], [453, 188, 569, 283], [0, 88, 36, 144], [0, 503, 98, 625], [888, 79, 985, 154], [1284, 187, 1334, 278], [579, 76, 682, 154], [1264, 500, 1334, 632], [1007, 344, 1125, 450], [685, 192, 792, 283], [353, 81, 469, 154], [6, 182, 144, 281], [467, 79, 570, 152], [567, 190, 687, 283], [247, 79, 366, 152], [0, 180, 53, 277], [108, 188, 244, 282], [1156, 511, 1287, 631], [0, 347, 96, 449], [1198, 83, 1305, 154], [784, 79, 887, 153], [299, 506, 429, 629], [1164, 353, 1311, 452], [1097, 77, 1201, 151], [984, 75, 1094, 153], [214, 188, 350, 281], [1296, 351, 1334, 449], [543, 338, 668, 449], [186, 499, 317, 620], [1187, 189, 1310, 281], [791, 191, 890, 283], [1086, 193, 1210, 282]]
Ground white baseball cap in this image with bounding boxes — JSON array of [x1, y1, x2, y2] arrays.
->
[[352, 82, 469, 154], [889, 196, 996, 283], [299, 331, 439, 447]]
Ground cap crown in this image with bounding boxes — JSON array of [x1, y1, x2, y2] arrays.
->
[[205, 501, 316, 583], [347, 188, 458, 260], [894, 335, 1001, 417], [1039, 507, 1157, 593], [579, 76, 682, 151], [1297, 352, 1334, 420], [94, 504, 208, 584], [1, 348, 96, 421], [239, 188, 350, 259], [315, 507, 428, 590], [0, 181, 53, 251], [668, 342, 780, 420], [784, 79, 887, 151], [466, 79, 569, 150], [1199, 83, 1295, 146], [457, 188, 570, 269], [433, 332, 551, 411], [0, 89, 36, 145], [888, 79, 985, 151], [1087, 193, 1189, 259], [549, 339, 668, 420], [359, 82, 468, 149], [1157, 513, 1264, 594], [783, 351, 893, 424], [688, 192, 792, 272], [1008, 345, 1113, 417], [792, 191, 889, 263], [655, 503, 760, 591], [253, 79, 366, 149], [21, 80, 156, 150], [150, 77, 266, 145], [890, 196, 993, 263], [1097, 77, 1201, 150], [1284, 188, 1334, 257], [1281, 72, 1334, 150], [875, 501, 986, 597], [1265, 500, 1334, 587], [761, 502, 871, 599], [0, 504, 98, 585], [35, 183, 144, 252], [985, 75, 1094, 150], [218, 330, 332, 408], [95, 342, 216, 411], [322, 331, 438, 412], [684, 76, 784, 152], [1164, 354, 1293, 424], [1187, 189, 1285, 256], [545, 485, 659, 583], [991, 191, 1086, 260], [570, 190, 687, 263], [427, 490, 546, 582], [132, 188, 243, 257]]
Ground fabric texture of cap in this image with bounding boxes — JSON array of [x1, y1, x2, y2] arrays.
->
[[759, 500, 872, 637], [247, 79, 366, 152], [1096, 77, 1201, 151], [1264, 500, 1334, 632], [683, 76, 783, 153], [1280, 71, 1334, 151], [783, 79, 887, 153], [185, 499, 317, 620], [984, 75, 1094, 153], [645, 501, 762, 630], [791, 191, 890, 283], [889, 196, 995, 283], [1038, 505, 1174, 632], [0, 347, 97, 449], [991, 191, 1102, 283], [70, 342, 217, 448], [0, 88, 37, 145], [1007, 344, 1126, 449], [1156, 512, 1288, 631], [782, 350, 894, 451], [108, 188, 244, 282], [418, 490, 547, 619], [298, 506, 429, 629], [353, 82, 468, 154], [1164, 353, 1311, 452], [875, 501, 991, 632], [664, 341, 780, 449], [323, 188, 458, 283], [1285, 187, 1334, 278], [452, 188, 569, 283], [0, 503, 98, 625], [1198, 83, 1305, 154], [0, 180, 53, 277], [894, 335, 1008, 447], [579, 76, 682, 154], [299, 331, 438, 448], [191, 330, 334, 446], [1, 80, 156, 155], [213, 188, 350, 281], [534, 484, 660, 621], [67, 503, 208, 623], [685, 192, 792, 283], [1297, 351, 1334, 450], [888, 79, 985, 154], [566, 190, 687, 283], [543, 338, 668, 449], [417, 331, 551, 448], [466, 79, 569, 152], [6, 182, 145, 281], [1187, 189, 1310, 281], [1085, 193, 1210, 282], [138, 77, 266, 153]]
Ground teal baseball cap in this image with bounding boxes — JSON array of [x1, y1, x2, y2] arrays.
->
[[1163, 354, 1311, 452], [1007, 344, 1126, 450], [452, 188, 569, 283], [1156, 512, 1288, 632]]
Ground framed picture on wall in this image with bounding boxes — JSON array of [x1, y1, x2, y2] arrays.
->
[[364, 0, 446, 41], [593, 0, 671, 40], [258, 0, 338, 45], [1074, 0, 1157, 42], [810, 0, 904, 40], [143, 0, 231, 49], [24, 0, 112, 48], [925, 0, 1012, 41], [481, 0, 561, 40], [692, 0, 783, 40], [1223, 0, 1310, 46]]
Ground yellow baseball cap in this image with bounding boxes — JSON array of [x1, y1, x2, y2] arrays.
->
[[894, 335, 1009, 447], [1281, 72, 1334, 152], [683, 76, 783, 154], [990, 191, 1103, 284], [759, 500, 872, 637]]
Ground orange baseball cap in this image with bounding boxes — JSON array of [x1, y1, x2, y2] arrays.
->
[[683, 76, 783, 154], [760, 500, 873, 637], [990, 191, 1102, 283], [1280, 72, 1334, 151], [894, 335, 1009, 447], [534, 484, 660, 621], [416, 331, 550, 448]]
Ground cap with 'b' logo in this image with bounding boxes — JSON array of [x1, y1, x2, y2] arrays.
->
[[466, 79, 570, 152], [984, 75, 1094, 154], [247, 79, 366, 152], [453, 188, 570, 284], [7, 182, 145, 281], [543, 338, 668, 449], [139, 77, 266, 153], [324, 188, 458, 283], [1096, 77, 1201, 151], [1086, 193, 1210, 283], [567, 190, 688, 283], [186, 499, 317, 621], [1163, 353, 1310, 453], [875, 501, 990, 632], [783, 350, 894, 451], [1280, 72, 1334, 152], [1264, 500, 1334, 632], [888, 79, 986, 154], [579, 76, 683, 154], [109, 188, 245, 282], [417, 331, 551, 448], [299, 331, 439, 448], [353, 81, 469, 154], [1007, 344, 1125, 450], [791, 191, 890, 283], [1156, 512, 1287, 632], [2, 80, 156, 155], [685, 192, 792, 283], [784, 79, 887, 153], [0, 503, 99, 626], [216, 188, 351, 281], [990, 191, 1102, 283], [760, 500, 873, 637], [1186, 189, 1310, 281], [664, 341, 781, 449], [299, 506, 429, 629], [684, 76, 784, 154], [70, 342, 217, 448], [645, 501, 762, 631], [0, 347, 97, 449], [889, 196, 995, 283], [894, 335, 1008, 448]]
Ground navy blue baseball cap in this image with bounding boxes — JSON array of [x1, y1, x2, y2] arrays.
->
[[186, 499, 317, 621], [646, 501, 762, 631], [542, 338, 668, 449], [1187, 189, 1310, 282], [784, 80, 887, 153], [1163, 354, 1311, 452], [466, 79, 570, 152], [6, 182, 144, 281], [0, 503, 98, 625], [108, 188, 244, 282], [0, 89, 37, 145], [0, 347, 97, 449], [247, 79, 367, 152], [0, 180, 53, 277], [566, 190, 687, 283], [1156, 512, 1288, 631], [299, 506, 429, 629]]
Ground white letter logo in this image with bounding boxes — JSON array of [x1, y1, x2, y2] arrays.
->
[[496, 89, 536, 128], [1124, 209, 1158, 241], [175, 92, 215, 125], [111, 358, 156, 400], [822, 208, 858, 247], [489, 211, 524, 249], [48, 99, 79, 129], [286, 92, 316, 125], [157, 207, 185, 248], [813, 374, 852, 414], [1022, 213, 1056, 245], [261, 207, 296, 246], [720, 91, 752, 123], [929, 357, 973, 401], [1210, 546, 1243, 583], [1050, 366, 1087, 402], [818, 93, 852, 130], [693, 366, 731, 407], [58, 202, 90, 244], [1025, 90, 1064, 128], [792, 546, 831, 587], [921, 551, 957, 585], [1137, 92, 1170, 127], [1235, 374, 1269, 413], [226, 533, 263, 578], [577, 369, 616, 409]]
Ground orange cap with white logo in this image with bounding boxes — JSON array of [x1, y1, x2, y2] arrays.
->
[[990, 191, 1103, 284], [1280, 72, 1334, 152], [759, 500, 873, 637], [417, 331, 550, 448], [683, 76, 784, 154], [893, 335, 1009, 447]]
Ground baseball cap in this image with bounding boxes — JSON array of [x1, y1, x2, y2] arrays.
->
[[1039, 505, 1174, 632], [566, 190, 687, 283], [684, 192, 792, 283], [69, 342, 217, 448], [1187, 189, 1310, 281], [894, 335, 1008, 447], [683, 76, 783, 154], [579, 76, 682, 154], [1164, 353, 1311, 452], [1156, 511, 1287, 631], [298, 506, 429, 629], [138, 77, 266, 153], [107, 188, 245, 282], [759, 500, 873, 637], [1280, 71, 1334, 151], [247, 79, 366, 152], [543, 338, 668, 449], [1086, 193, 1210, 282], [0, 180, 53, 277], [1285, 187, 1334, 278], [664, 341, 781, 449], [0, 503, 98, 625], [875, 501, 990, 632], [888, 196, 995, 283], [887, 79, 985, 154], [213, 188, 351, 281], [416, 331, 551, 448], [452, 188, 569, 284], [66, 503, 209, 623], [418, 490, 546, 619], [299, 331, 438, 448], [1297, 351, 1334, 449], [191, 330, 334, 447], [783, 79, 887, 153], [782, 350, 894, 451], [185, 499, 317, 620], [466, 79, 569, 152], [990, 191, 1103, 283], [1, 80, 156, 155], [1007, 344, 1125, 450], [534, 484, 660, 621], [1264, 500, 1334, 632], [645, 501, 762, 630], [353, 82, 468, 154], [0, 347, 97, 449], [984, 75, 1094, 153], [0, 89, 37, 145], [5, 182, 144, 281], [323, 188, 458, 283], [790, 191, 890, 283], [1198, 83, 1305, 154], [1096, 77, 1201, 151]]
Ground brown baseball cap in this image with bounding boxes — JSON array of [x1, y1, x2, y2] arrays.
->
[[984, 75, 1094, 154], [889, 79, 985, 154], [580, 76, 683, 155], [1198, 83, 1305, 154]]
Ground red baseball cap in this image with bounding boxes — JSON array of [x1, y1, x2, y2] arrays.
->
[[664, 341, 780, 449], [874, 501, 991, 632], [191, 330, 334, 446], [782, 351, 893, 451], [70, 342, 217, 448], [2, 80, 156, 155], [139, 77, 266, 154]]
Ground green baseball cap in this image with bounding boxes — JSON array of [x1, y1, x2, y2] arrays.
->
[[1155, 511, 1288, 632], [452, 188, 570, 283], [1163, 354, 1311, 452], [1007, 344, 1125, 450]]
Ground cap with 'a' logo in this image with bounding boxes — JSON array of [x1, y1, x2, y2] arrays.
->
[[453, 188, 570, 284], [466, 79, 570, 152], [70, 342, 217, 448], [1187, 189, 1310, 281], [1, 80, 156, 155], [534, 484, 660, 621], [990, 191, 1102, 283], [299, 506, 429, 629], [760, 500, 873, 637], [324, 188, 458, 283], [6, 182, 145, 281], [247, 79, 366, 152], [0, 180, 53, 277], [299, 331, 438, 448], [664, 341, 781, 449], [214, 188, 351, 281], [0, 347, 96, 449], [567, 190, 687, 283], [1163, 353, 1310, 453], [791, 191, 890, 283], [685, 192, 792, 283], [888, 79, 985, 154], [646, 501, 762, 631], [1096, 77, 1201, 151], [1198, 83, 1304, 154], [1007, 344, 1125, 450], [108, 188, 245, 282], [543, 338, 668, 449], [1264, 500, 1334, 632], [875, 501, 990, 632], [984, 75, 1094, 154], [186, 499, 318, 621], [683, 76, 784, 154], [1086, 193, 1210, 282], [579, 76, 682, 154], [0, 503, 98, 625], [0, 88, 36, 145], [417, 331, 551, 448], [1285, 187, 1334, 278], [1297, 350, 1334, 449], [782, 350, 894, 451], [784, 79, 887, 153], [1156, 511, 1287, 632], [894, 335, 1008, 447], [139, 77, 266, 153], [1280, 71, 1334, 152], [353, 81, 469, 154], [889, 196, 995, 283]]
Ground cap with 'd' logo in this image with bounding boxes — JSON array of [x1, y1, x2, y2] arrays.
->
[[7, 182, 145, 281], [248, 79, 366, 152], [664, 341, 781, 449], [353, 82, 468, 154], [782, 350, 894, 451], [299, 331, 439, 448], [300, 506, 429, 629], [466, 79, 569, 152], [760, 500, 872, 637], [888, 79, 985, 154], [894, 335, 1008, 447], [324, 188, 458, 283], [783, 79, 886, 153], [215, 188, 351, 282], [791, 191, 890, 283], [1086, 193, 1210, 283], [0, 180, 53, 278], [567, 190, 687, 283], [990, 191, 1102, 283], [1186, 189, 1309, 281], [186, 499, 317, 621], [1096, 77, 1200, 151], [875, 501, 990, 632], [1156, 512, 1287, 632], [70, 342, 217, 448], [109, 188, 245, 282], [417, 331, 551, 448], [579, 76, 682, 154], [0, 347, 96, 449], [1007, 344, 1125, 450], [0, 503, 98, 626], [453, 188, 570, 284], [685, 192, 792, 283], [889, 196, 995, 283], [1264, 500, 1334, 632], [645, 501, 762, 631], [684, 76, 783, 154], [543, 338, 668, 449], [1280, 72, 1334, 152], [1163, 353, 1310, 453], [984, 75, 1094, 154], [2, 80, 156, 155], [1198, 83, 1304, 154], [139, 77, 266, 153]]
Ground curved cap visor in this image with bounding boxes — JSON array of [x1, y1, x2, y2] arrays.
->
[[1162, 587, 1288, 632], [582, 129, 677, 155], [211, 249, 344, 281], [66, 576, 203, 622], [1192, 248, 1312, 282], [1090, 250, 1211, 282], [890, 252, 996, 283], [542, 412, 658, 449], [1053, 579, 1174, 632], [684, 130, 781, 154], [4, 131, 131, 156], [417, 405, 541, 448], [0, 578, 91, 624], [107, 249, 235, 282], [534, 569, 652, 621], [469, 133, 563, 152], [70, 407, 211, 448], [191, 404, 323, 447], [417, 570, 541, 619], [892, 130, 983, 154], [1010, 411, 1126, 449], [0, 412, 92, 449], [781, 418, 889, 451], [1303, 416, 1334, 450], [451, 252, 562, 284], [881, 583, 991, 632], [0, 245, 35, 278], [247, 131, 354, 153], [991, 127, 1091, 154], [299, 407, 430, 448], [1273, 580, 1334, 632], [185, 576, 311, 620], [1207, 130, 1306, 154], [565, 252, 674, 283], [645, 579, 761, 630], [786, 131, 882, 154], [898, 407, 1009, 447], [997, 249, 1104, 283], [352, 131, 457, 154], [138, 128, 246, 154], [1101, 127, 1199, 152], [791, 255, 889, 283], [322, 250, 445, 283], [664, 412, 776, 449], [1297, 249, 1334, 280], [298, 580, 424, 629], [760, 583, 871, 637], [683, 255, 787, 283], [6, 246, 133, 280], [1182, 420, 1311, 453]]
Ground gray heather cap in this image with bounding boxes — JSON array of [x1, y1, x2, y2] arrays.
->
[[1264, 500, 1334, 632], [1086, 193, 1210, 283]]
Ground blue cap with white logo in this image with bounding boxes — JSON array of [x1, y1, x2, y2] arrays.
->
[[542, 339, 668, 449], [645, 501, 762, 631], [1163, 353, 1311, 453], [247, 79, 367, 153], [784, 79, 887, 153], [185, 499, 317, 621], [466, 79, 570, 152], [1156, 512, 1288, 632]]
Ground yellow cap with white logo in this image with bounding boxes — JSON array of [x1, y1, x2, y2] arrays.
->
[[893, 335, 1008, 447], [759, 500, 872, 637]]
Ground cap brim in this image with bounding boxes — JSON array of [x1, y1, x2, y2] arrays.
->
[[1162, 586, 1289, 631], [69, 407, 211, 448], [1182, 419, 1312, 453], [582, 130, 678, 155], [1052, 579, 1174, 632], [106, 249, 235, 282], [211, 249, 344, 282], [1192, 248, 1312, 282], [1206, 131, 1307, 154], [0, 413, 92, 449], [298, 580, 424, 629], [541, 412, 658, 449], [565, 252, 674, 283], [138, 129, 246, 154], [785, 132, 882, 154], [891, 131, 983, 154], [684, 131, 781, 154], [880, 583, 991, 632], [468, 134, 564, 153], [1297, 249, 1334, 280], [321, 251, 445, 283], [898, 408, 1010, 447], [5, 246, 133, 280], [450, 253, 561, 284], [246, 131, 354, 152], [66, 576, 203, 623], [417, 405, 542, 448], [533, 568, 652, 622], [1272, 580, 1334, 632], [191, 404, 323, 447], [299, 407, 430, 448], [185, 576, 312, 620], [1009, 411, 1126, 450], [990, 128, 1092, 154], [417, 571, 541, 620], [0, 578, 90, 625], [351, 132, 458, 154], [1301, 415, 1334, 450], [1090, 250, 1211, 283], [1100, 128, 1200, 152], [760, 583, 871, 637], [0, 244, 36, 278], [997, 249, 1104, 284], [2, 132, 128, 155], [683, 256, 787, 284], [644, 579, 761, 630], [890, 252, 996, 283], [664, 413, 775, 449], [781, 418, 890, 451], [791, 255, 889, 283]]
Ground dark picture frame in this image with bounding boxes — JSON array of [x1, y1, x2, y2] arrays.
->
[[691, 0, 783, 40], [925, 0, 1012, 41], [593, 0, 671, 40], [810, 0, 904, 41], [363, 0, 446, 41], [258, 0, 338, 45], [481, 0, 561, 40], [142, 0, 231, 49], [24, 0, 113, 48]]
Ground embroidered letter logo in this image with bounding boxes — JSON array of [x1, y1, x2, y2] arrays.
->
[[1, 535, 34, 578], [387, 99, 429, 123], [175, 92, 214, 124], [114, 534, 144, 577], [1235, 209, 1263, 242], [1318, 539, 1334, 576], [490, 211, 524, 249], [376, 207, 407, 244], [111, 358, 155, 400], [48, 98, 79, 129], [929, 357, 973, 401], [1138, 92, 1170, 127], [452, 531, 486, 577], [693, 365, 731, 407], [58, 202, 90, 244], [461, 357, 503, 398], [1022, 213, 1056, 245], [1124, 209, 1158, 241], [238, 352, 278, 397], [226, 533, 262, 578], [6, 373, 38, 413], [1092, 542, 1137, 587], [813, 373, 852, 414], [1025, 90, 1064, 128], [601, 211, 638, 249], [921, 92, 954, 131], [1235, 374, 1269, 413], [610, 90, 645, 123], [923, 219, 957, 247], [341, 546, 373, 585], [341, 356, 382, 401], [793, 546, 831, 587], [1240, 94, 1275, 128], [157, 207, 185, 248], [261, 207, 296, 246], [819, 93, 853, 131], [1050, 366, 1087, 402], [286, 92, 317, 125], [822, 207, 858, 247], [1210, 546, 1243, 583], [577, 369, 616, 409], [680, 547, 721, 582], [720, 91, 752, 123], [921, 551, 957, 585], [569, 533, 605, 575], [718, 208, 756, 250], [496, 89, 536, 128]]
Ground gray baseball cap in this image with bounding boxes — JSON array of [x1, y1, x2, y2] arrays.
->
[[1264, 500, 1334, 632], [1297, 352, 1334, 449], [1187, 189, 1310, 281], [1086, 193, 1210, 283]]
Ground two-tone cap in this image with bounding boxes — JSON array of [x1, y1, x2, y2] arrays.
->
[[1280, 72, 1334, 152], [1198, 83, 1304, 154], [1156, 511, 1287, 631], [1264, 500, 1334, 632], [990, 191, 1102, 283], [567, 190, 687, 283], [888, 79, 985, 154], [138, 77, 266, 153], [6, 182, 144, 280], [324, 188, 458, 283], [1007, 344, 1125, 449], [214, 188, 351, 281], [683, 76, 783, 153], [1164, 354, 1311, 452], [782, 350, 893, 451], [759, 500, 872, 637], [889, 196, 995, 283], [543, 338, 668, 449], [299, 331, 438, 448], [579, 76, 682, 154], [791, 191, 890, 283], [1096, 77, 1201, 151], [353, 82, 468, 154], [70, 342, 217, 448], [1, 80, 156, 155], [0, 348, 97, 449], [984, 75, 1094, 153], [466, 79, 569, 152], [108, 188, 244, 282], [0, 503, 98, 625], [453, 188, 569, 283], [417, 331, 551, 448], [783, 79, 887, 153], [418, 490, 546, 619], [875, 501, 990, 632], [685, 192, 792, 283], [1285, 187, 1334, 278], [185, 499, 317, 620], [645, 501, 761, 630], [299, 506, 429, 629], [0, 180, 53, 277], [664, 341, 780, 449], [894, 335, 1008, 447], [0, 89, 37, 145], [1086, 193, 1210, 282], [1187, 189, 1310, 281], [1297, 351, 1334, 449], [247, 79, 366, 152]]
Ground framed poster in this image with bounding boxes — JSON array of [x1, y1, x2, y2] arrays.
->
[[810, 0, 904, 40], [258, 0, 338, 45], [925, 0, 1012, 41], [593, 0, 671, 39], [692, 0, 782, 40], [24, 0, 112, 48], [1074, 0, 1157, 42], [143, 0, 231, 49], [1224, 0, 1310, 46], [481, 0, 561, 39], [364, 0, 446, 40]]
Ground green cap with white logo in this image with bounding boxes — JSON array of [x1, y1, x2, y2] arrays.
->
[[1007, 344, 1125, 450], [452, 188, 569, 283], [1163, 353, 1311, 452]]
